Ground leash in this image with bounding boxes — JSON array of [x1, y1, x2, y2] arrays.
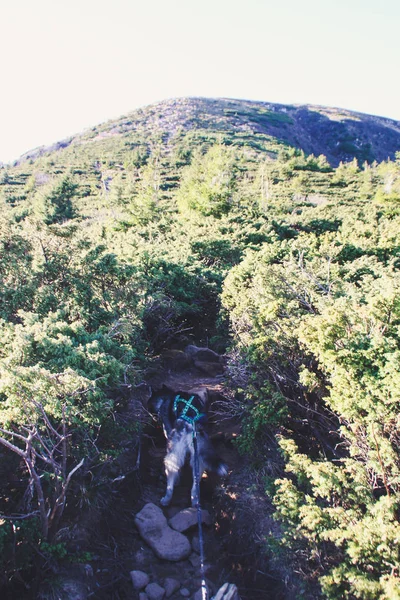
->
[[192, 423, 208, 600], [174, 395, 208, 600]]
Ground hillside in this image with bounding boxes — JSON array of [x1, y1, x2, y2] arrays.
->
[[1, 97, 400, 599], [14, 97, 400, 168]]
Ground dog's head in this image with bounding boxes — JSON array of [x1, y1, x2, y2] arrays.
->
[[187, 387, 209, 409]]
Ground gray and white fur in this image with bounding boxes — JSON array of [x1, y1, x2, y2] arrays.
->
[[149, 385, 228, 507]]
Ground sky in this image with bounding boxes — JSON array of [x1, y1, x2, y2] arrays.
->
[[1, 0, 399, 164]]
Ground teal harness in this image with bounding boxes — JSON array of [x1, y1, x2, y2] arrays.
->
[[173, 394, 206, 427], [172, 393, 208, 599]]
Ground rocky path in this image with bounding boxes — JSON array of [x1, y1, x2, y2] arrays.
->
[[123, 347, 242, 600], [54, 346, 280, 600]]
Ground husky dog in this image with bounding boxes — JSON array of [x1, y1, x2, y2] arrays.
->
[[149, 385, 227, 507]]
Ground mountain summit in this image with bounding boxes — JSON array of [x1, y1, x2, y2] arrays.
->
[[17, 97, 400, 167]]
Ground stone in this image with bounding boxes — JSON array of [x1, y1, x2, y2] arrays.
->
[[145, 582, 166, 600], [169, 508, 212, 533], [189, 553, 201, 568], [135, 503, 191, 562], [130, 570, 150, 590], [161, 350, 192, 372], [164, 577, 181, 598], [193, 360, 224, 377], [212, 583, 241, 600], [180, 588, 190, 597], [139, 594, 148, 600], [185, 345, 222, 363]]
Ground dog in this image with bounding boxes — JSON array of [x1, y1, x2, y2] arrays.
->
[[149, 384, 227, 507]]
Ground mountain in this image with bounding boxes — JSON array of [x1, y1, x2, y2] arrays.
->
[[14, 97, 400, 167]]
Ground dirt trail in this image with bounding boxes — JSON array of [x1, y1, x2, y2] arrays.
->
[[65, 352, 283, 600]]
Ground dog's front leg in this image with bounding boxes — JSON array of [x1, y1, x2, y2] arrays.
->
[[161, 459, 178, 506], [161, 433, 187, 506]]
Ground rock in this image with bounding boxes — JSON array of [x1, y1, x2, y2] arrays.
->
[[189, 553, 201, 568], [145, 582, 166, 600], [185, 345, 222, 363], [212, 583, 241, 600], [139, 594, 149, 600], [135, 503, 191, 562], [130, 570, 150, 590], [193, 360, 224, 376], [161, 350, 192, 372], [180, 588, 190, 597], [164, 577, 181, 598], [169, 508, 212, 532]]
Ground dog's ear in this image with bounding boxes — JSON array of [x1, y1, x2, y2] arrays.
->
[[148, 395, 163, 413], [147, 384, 170, 410]]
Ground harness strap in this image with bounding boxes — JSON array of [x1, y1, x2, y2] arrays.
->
[[173, 394, 206, 426]]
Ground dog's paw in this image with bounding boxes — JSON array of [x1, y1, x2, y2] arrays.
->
[[160, 496, 171, 506]]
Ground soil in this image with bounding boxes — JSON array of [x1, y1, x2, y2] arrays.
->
[[34, 357, 286, 600]]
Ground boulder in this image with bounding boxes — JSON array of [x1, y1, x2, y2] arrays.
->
[[161, 350, 192, 372], [189, 553, 201, 568], [130, 570, 150, 590], [169, 507, 212, 532], [145, 582, 166, 600], [185, 345, 222, 363], [193, 583, 241, 600], [213, 583, 241, 600], [164, 577, 181, 598], [135, 503, 191, 562]]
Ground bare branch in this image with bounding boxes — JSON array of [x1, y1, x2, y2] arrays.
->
[[0, 511, 40, 520], [0, 432, 27, 458], [65, 457, 85, 485], [0, 426, 29, 444], [48, 458, 85, 532], [31, 401, 63, 440]]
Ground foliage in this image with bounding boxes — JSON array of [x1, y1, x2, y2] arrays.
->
[[35, 175, 78, 224], [1, 98, 400, 597], [176, 144, 237, 217], [221, 160, 400, 597]]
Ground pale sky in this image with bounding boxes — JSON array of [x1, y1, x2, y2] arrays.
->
[[1, 0, 399, 164]]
